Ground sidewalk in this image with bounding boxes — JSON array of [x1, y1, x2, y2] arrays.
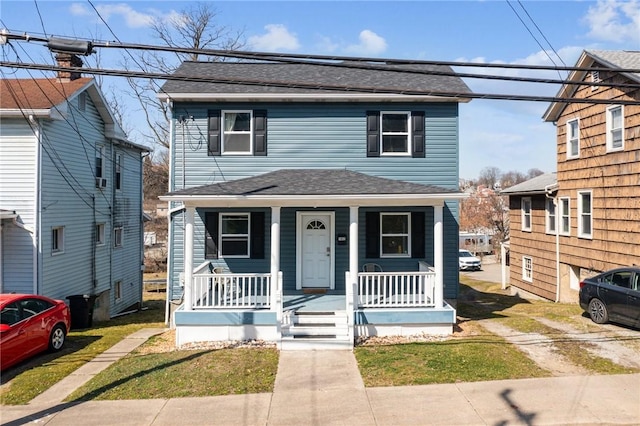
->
[[2, 343, 640, 425]]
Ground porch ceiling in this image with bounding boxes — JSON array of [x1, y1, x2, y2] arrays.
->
[[160, 169, 466, 207]]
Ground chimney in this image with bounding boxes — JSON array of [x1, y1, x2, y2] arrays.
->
[[55, 53, 83, 82]]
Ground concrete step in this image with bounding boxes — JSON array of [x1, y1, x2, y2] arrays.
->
[[281, 310, 352, 350], [280, 336, 353, 351]]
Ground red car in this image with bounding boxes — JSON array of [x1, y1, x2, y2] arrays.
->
[[0, 294, 71, 370]]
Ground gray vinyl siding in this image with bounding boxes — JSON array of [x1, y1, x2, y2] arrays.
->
[[0, 119, 37, 292], [168, 101, 460, 298]]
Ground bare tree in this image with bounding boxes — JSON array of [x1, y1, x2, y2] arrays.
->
[[477, 166, 501, 189], [124, 3, 245, 151]]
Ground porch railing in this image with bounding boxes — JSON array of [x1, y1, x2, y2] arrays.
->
[[191, 271, 272, 309], [357, 271, 436, 308]]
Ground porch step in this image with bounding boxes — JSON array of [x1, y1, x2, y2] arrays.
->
[[281, 310, 351, 350]]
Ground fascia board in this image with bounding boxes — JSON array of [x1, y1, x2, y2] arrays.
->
[[157, 92, 471, 103]]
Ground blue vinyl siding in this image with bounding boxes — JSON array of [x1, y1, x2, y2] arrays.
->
[[168, 101, 461, 299]]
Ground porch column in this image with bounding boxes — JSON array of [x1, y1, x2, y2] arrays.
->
[[183, 205, 195, 311], [434, 204, 444, 308], [270, 206, 281, 308], [349, 206, 359, 288]]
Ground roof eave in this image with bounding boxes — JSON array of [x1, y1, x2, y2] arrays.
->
[[157, 92, 472, 103]]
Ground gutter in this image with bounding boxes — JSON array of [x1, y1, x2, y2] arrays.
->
[[544, 183, 560, 302]]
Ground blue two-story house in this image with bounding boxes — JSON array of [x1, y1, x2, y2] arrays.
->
[[159, 61, 472, 349]]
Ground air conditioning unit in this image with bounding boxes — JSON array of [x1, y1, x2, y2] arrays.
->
[[95, 177, 107, 188]]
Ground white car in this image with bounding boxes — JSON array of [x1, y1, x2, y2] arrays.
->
[[459, 249, 481, 271]]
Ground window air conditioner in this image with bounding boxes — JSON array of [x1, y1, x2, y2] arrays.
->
[[95, 177, 107, 188]]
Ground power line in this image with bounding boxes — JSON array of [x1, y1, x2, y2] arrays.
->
[[2, 60, 639, 106]]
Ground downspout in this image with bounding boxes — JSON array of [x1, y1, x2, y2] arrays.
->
[[545, 183, 560, 302], [32, 115, 41, 294]]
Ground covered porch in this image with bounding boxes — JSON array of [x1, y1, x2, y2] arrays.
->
[[162, 169, 463, 349]]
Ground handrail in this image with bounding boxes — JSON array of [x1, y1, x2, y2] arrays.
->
[[192, 272, 272, 309], [357, 271, 436, 308]]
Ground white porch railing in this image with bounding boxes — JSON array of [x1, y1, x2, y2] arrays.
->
[[192, 270, 272, 309], [357, 271, 436, 308]]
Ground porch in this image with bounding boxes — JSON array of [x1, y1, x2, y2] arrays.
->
[[173, 261, 456, 349]]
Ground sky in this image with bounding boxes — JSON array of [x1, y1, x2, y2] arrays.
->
[[1, 0, 639, 180]]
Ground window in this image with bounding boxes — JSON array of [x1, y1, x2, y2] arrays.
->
[[114, 226, 123, 247], [566, 119, 579, 159], [208, 110, 266, 156], [606, 105, 624, 151], [521, 197, 532, 232], [115, 153, 122, 190], [220, 213, 250, 257], [95, 146, 105, 178], [380, 213, 410, 257], [590, 70, 600, 91], [78, 92, 86, 111], [52, 226, 64, 254], [559, 197, 570, 236], [381, 112, 410, 155], [578, 190, 593, 239], [603, 271, 632, 289], [114, 280, 122, 301], [222, 111, 252, 154], [546, 198, 556, 234], [522, 256, 533, 282], [96, 223, 105, 245]]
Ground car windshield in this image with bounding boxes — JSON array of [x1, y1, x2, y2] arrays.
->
[[459, 251, 473, 258]]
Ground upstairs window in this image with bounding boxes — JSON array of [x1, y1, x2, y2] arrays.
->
[[114, 226, 123, 248], [366, 111, 424, 158], [521, 197, 532, 232], [115, 153, 122, 190], [606, 105, 624, 151], [578, 190, 593, 239], [207, 110, 267, 156], [96, 223, 105, 245], [559, 197, 570, 236], [566, 119, 580, 159], [380, 213, 410, 257], [546, 198, 556, 234], [95, 145, 105, 178], [52, 226, 64, 254]]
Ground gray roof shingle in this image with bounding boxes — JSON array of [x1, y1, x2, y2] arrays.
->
[[586, 50, 640, 83], [166, 169, 459, 197], [501, 173, 557, 195], [160, 61, 472, 96]]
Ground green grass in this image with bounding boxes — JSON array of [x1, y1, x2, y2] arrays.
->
[[1, 296, 165, 405], [66, 347, 279, 401], [356, 336, 549, 387]]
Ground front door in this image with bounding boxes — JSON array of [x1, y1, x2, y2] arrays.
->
[[297, 212, 334, 289]]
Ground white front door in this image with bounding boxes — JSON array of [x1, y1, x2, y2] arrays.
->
[[297, 212, 334, 289]]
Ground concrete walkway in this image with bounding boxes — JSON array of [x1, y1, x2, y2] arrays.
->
[[2, 338, 640, 425]]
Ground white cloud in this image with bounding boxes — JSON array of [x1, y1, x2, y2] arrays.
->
[[345, 30, 387, 56], [248, 24, 300, 52], [584, 0, 640, 43], [69, 2, 164, 29]]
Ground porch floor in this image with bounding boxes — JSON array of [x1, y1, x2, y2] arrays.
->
[[283, 293, 346, 312]]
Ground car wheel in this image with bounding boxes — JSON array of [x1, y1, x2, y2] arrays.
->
[[588, 298, 609, 324], [48, 324, 66, 352]]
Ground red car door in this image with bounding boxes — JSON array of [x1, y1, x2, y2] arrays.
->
[[19, 298, 53, 354], [0, 302, 28, 368]]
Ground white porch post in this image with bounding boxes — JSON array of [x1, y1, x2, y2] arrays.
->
[[349, 206, 359, 288], [183, 205, 195, 311], [434, 204, 444, 308], [270, 206, 281, 309]]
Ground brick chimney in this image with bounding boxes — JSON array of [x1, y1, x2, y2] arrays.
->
[[55, 53, 83, 82]]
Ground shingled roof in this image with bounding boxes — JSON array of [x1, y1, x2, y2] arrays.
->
[[159, 61, 472, 100], [501, 173, 557, 195], [165, 169, 461, 199], [0, 78, 92, 110]]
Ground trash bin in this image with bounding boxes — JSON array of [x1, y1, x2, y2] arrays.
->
[[66, 294, 97, 329]]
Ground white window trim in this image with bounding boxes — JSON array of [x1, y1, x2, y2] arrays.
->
[[559, 197, 570, 236], [96, 145, 105, 178], [566, 119, 580, 159], [380, 212, 411, 258], [96, 223, 105, 246], [380, 111, 411, 156], [577, 190, 593, 239], [52, 226, 65, 255], [114, 226, 123, 248], [545, 198, 556, 234], [222, 110, 253, 155], [219, 213, 251, 258], [522, 256, 533, 282], [521, 197, 532, 232], [606, 105, 624, 152]]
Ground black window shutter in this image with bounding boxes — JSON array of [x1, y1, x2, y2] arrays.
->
[[411, 211, 425, 258], [366, 111, 380, 157], [207, 110, 221, 156], [365, 212, 380, 258], [205, 212, 219, 259], [250, 212, 265, 259], [411, 111, 425, 158], [253, 110, 267, 156]]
